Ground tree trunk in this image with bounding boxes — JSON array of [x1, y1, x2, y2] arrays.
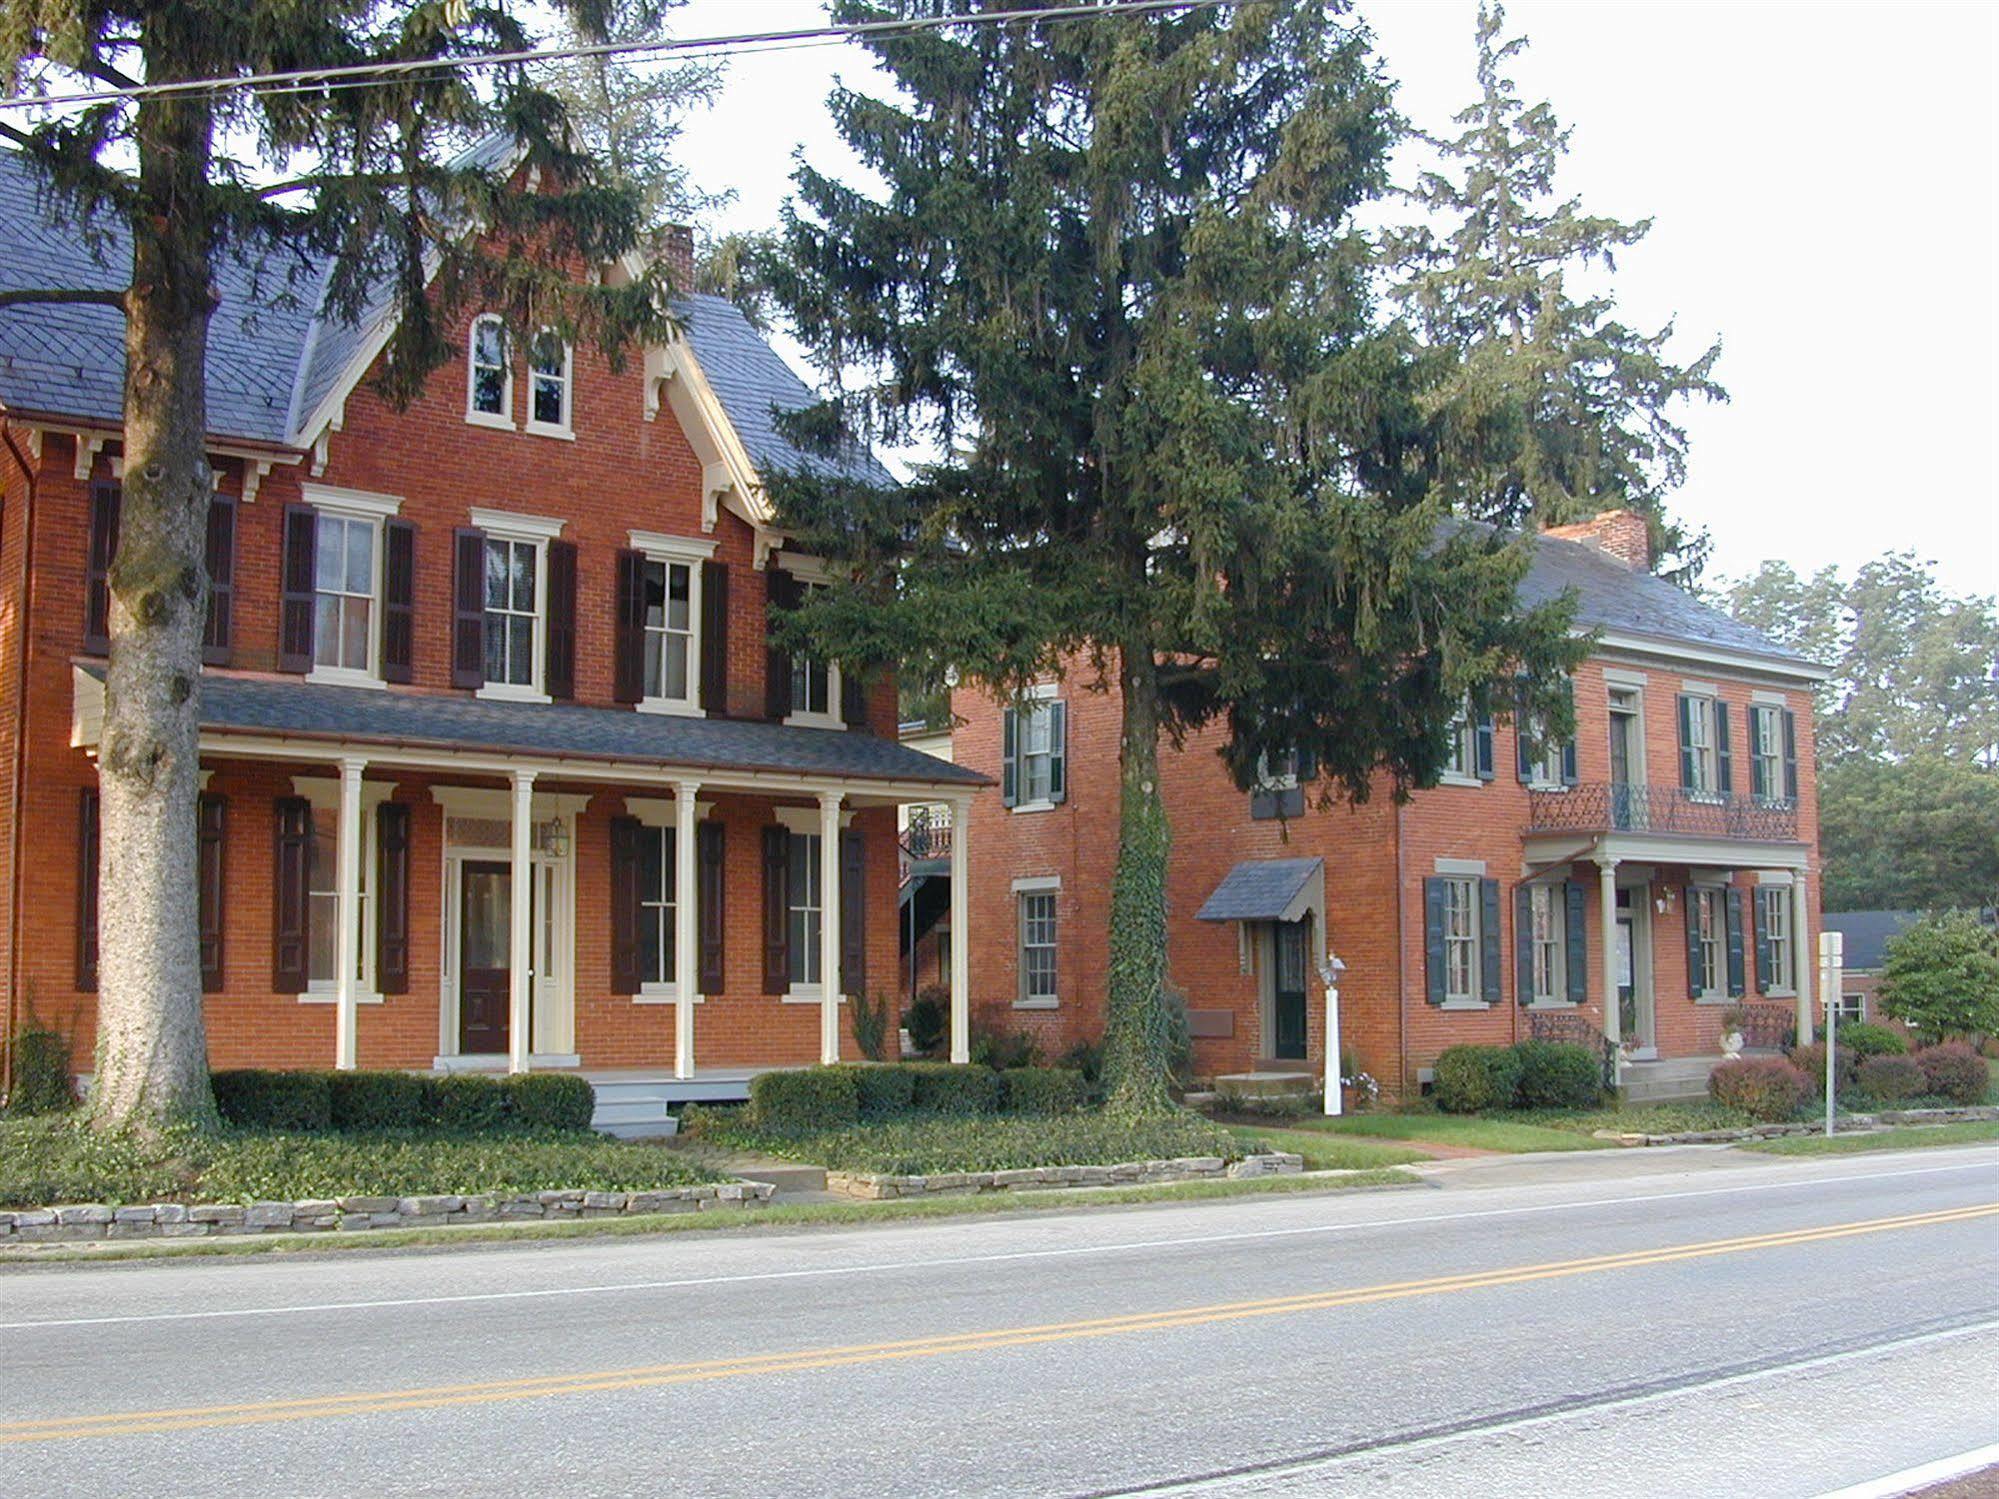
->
[[90, 38, 219, 1134], [1101, 637, 1175, 1115]]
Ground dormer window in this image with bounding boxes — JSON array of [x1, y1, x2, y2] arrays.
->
[[528, 330, 573, 437], [467, 315, 512, 428]]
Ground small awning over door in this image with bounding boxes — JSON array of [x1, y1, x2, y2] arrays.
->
[[1196, 857, 1324, 924]]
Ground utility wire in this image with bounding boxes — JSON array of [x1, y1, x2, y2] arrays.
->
[[0, 0, 1257, 113]]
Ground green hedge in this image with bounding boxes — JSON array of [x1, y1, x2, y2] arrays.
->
[[1836, 1022, 1908, 1059], [741, 1063, 1083, 1129], [212, 1069, 333, 1132], [507, 1074, 596, 1132], [1433, 1045, 1524, 1114], [1001, 1067, 1086, 1115], [1511, 1041, 1602, 1111], [209, 1070, 596, 1135], [904, 1061, 1003, 1116], [749, 1067, 860, 1132], [3, 1023, 75, 1117], [703, 1110, 1239, 1176]]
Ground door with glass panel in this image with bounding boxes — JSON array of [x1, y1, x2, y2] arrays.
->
[[459, 862, 511, 1053], [1273, 920, 1309, 1061]]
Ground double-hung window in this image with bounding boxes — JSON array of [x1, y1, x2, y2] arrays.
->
[[306, 804, 373, 990], [1692, 886, 1724, 997], [1002, 686, 1067, 811], [1757, 885, 1793, 992], [313, 512, 377, 675], [787, 832, 824, 987], [1685, 695, 1717, 793], [1443, 877, 1479, 1003], [636, 825, 676, 988], [1447, 704, 1478, 781], [1528, 884, 1563, 1004], [1020, 699, 1059, 804], [467, 315, 512, 425], [628, 531, 715, 716], [292, 485, 403, 687], [484, 536, 540, 688], [527, 330, 573, 437], [791, 652, 833, 720], [1015, 878, 1059, 1006]]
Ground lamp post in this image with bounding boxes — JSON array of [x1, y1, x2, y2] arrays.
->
[[1321, 952, 1348, 1117]]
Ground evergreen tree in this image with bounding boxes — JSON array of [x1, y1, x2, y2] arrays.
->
[[1393, 1, 1724, 576], [0, 0, 671, 1132], [762, 0, 1583, 1113]]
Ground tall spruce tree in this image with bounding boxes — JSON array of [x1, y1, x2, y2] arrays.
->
[[1394, 1, 1724, 575], [762, 0, 1584, 1112], [0, 1, 671, 1132]]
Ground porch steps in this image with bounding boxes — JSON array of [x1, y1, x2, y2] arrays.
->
[[1213, 1071, 1319, 1099], [1617, 1055, 1724, 1105]]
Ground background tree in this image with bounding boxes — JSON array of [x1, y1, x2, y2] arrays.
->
[[0, 0, 670, 1132], [762, 0, 1583, 1112], [1392, 1, 1724, 578], [1819, 758, 1999, 911], [1877, 910, 1999, 1044]]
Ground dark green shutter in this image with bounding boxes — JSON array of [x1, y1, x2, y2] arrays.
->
[[1048, 700, 1067, 804], [1514, 884, 1534, 1005], [1715, 701, 1733, 795], [1753, 889, 1773, 991], [1422, 877, 1447, 1005], [1515, 682, 1534, 783], [1480, 878, 1502, 1002], [1749, 707, 1768, 800], [374, 801, 409, 996], [1000, 708, 1019, 808], [1474, 715, 1495, 781], [1564, 881, 1588, 1004], [1561, 679, 1579, 785], [1677, 695, 1696, 790], [1782, 710, 1799, 802], [761, 826, 790, 994], [1724, 886, 1746, 997], [1684, 886, 1706, 998]]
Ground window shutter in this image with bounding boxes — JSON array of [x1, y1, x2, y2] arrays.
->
[[76, 788, 99, 990], [202, 495, 236, 666], [1515, 682, 1534, 782], [272, 796, 311, 993], [1001, 708, 1019, 808], [764, 571, 799, 720], [1714, 701, 1733, 795], [761, 825, 790, 994], [1048, 700, 1068, 803], [278, 504, 317, 673], [197, 794, 226, 992], [381, 518, 416, 684], [608, 815, 641, 995], [699, 561, 729, 714], [1752, 890, 1772, 991], [451, 527, 487, 689], [1724, 886, 1746, 998], [1561, 680, 1579, 785], [1480, 877, 1502, 1001], [545, 537, 577, 700], [840, 666, 868, 729], [83, 481, 120, 655], [613, 548, 645, 704], [375, 802, 410, 995], [1277, 785, 1305, 819], [1676, 694, 1696, 790], [840, 826, 866, 996], [1422, 877, 1446, 1005], [697, 821, 726, 994], [1474, 714, 1495, 780], [1782, 710, 1799, 802], [1748, 707, 1768, 800], [1564, 881, 1588, 1004], [1514, 884, 1534, 1006], [1684, 886, 1705, 998], [1249, 786, 1277, 821]]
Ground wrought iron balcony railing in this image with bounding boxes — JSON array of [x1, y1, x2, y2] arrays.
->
[[1526, 782, 1798, 841]]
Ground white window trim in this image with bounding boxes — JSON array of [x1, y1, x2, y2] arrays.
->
[[1016, 883, 1060, 1009], [774, 805, 851, 1003], [1440, 874, 1482, 1008], [1690, 882, 1728, 1002], [291, 774, 397, 1006], [1683, 691, 1724, 802], [629, 531, 719, 719], [469, 508, 566, 705], [1525, 882, 1568, 1008], [1755, 884, 1796, 996], [466, 314, 515, 430], [524, 329, 575, 440], [621, 818, 702, 1006], [1010, 681, 1062, 814], [298, 485, 403, 691], [1440, 699, 1482, 788], [1434, 857, 1487, 876], [777, 566, 848, 731]]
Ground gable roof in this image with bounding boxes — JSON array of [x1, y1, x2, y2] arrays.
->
[[1823, 907, 1998, 972]]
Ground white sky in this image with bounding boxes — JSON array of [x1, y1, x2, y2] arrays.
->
[[669, 0, 1999, 596]]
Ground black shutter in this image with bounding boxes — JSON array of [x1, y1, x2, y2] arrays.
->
[[1048, 700, 1068, 802], [1564, 880, 1588, 1004], [1514, 884, 1534, 1006], [545, 537, 577, 701], [841, 826, 866, 996], [451, 527, 487, 689], [376, 802, 410, 995], [841, 667, 867, 729], [76, 788, 99, 990], [1782, 709, 1799, 802], [1480, 877, 1502, 1002], [381, 518, 415, 684], [198, 794, 226, 992], [272, 796, 312, 993], [1724, 886, 1746, 998], [762, 825, 790, 994], [1685, 885, 1706, 998], [278, 504, 316, 673], [83, 481, 120, 655], [609, 815, 642, 995], [1561, 680, 1579, 785], [202, 495, 236, 666], [1676, 694, 1696, 790], [1515, 682, 1534, 783], [699, 560, 729, 714], [614, 548, 645, 704], [1749, 706, 1768, 800], [764, 571, 799, 720], [697, 821, 726, 994], [1753, 888, 1772, 991], [1249, 785, 1277, 820], [1474, 714, 1495, 780], [1000, 708, 1019, 808], [1422, 877, 1446, 1005], [1715, 701, 1733, 795]]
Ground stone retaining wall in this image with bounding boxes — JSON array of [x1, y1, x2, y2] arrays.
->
[[0, 1181, 776, 1243], [826, 1151, 1303, 1201], [1598, 1104, 1999, 1147]]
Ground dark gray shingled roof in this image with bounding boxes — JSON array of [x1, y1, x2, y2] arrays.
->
[[189, 673, 985, 787], [1197, 857, 1323, 922], [1820, 910, 1923, 972]]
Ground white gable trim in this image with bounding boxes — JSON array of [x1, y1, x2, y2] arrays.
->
[[651, 333, 775, 539]]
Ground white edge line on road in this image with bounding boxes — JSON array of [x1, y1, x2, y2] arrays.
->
[[1814, 1442, 1999, 1499], [3, 1154, 1995, 1333], [1115, 1321, 1999, 1495]]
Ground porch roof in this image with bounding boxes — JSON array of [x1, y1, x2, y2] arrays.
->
[[1196, 857, 1324, 923]]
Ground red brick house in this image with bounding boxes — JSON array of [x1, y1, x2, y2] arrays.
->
[[944, 511, 1828, 1102], [0, 147, 982, 1127]]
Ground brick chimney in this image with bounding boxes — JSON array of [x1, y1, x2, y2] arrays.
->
[[1546, 508, 1651, 571], [661, 224, 696, 295]]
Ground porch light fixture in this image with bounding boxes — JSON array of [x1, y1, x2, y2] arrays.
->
[[538, 819, 570, 859]]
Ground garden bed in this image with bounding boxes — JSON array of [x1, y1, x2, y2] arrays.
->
[[825, 1151, 1300, 1201], [1598, 1104, 1999, 1147]]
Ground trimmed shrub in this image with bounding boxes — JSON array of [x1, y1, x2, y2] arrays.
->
[[749, 1067, 859, 1132], [211, 1069, 333, 1132], [1855, 1053, 1926, 1104], [421, 1075, 511, 1132], [506, 1074, 596, 1132], [904, 1061, 1002, 1116], [970, 1024, 1040, 1071], [1836, 1022, 1908, 1059], [852, 1065, 916, 1121], [1511, 1041, 1602, 1111], [1914, 1043, 1990, 1106], [327, 1070, 427, 1131], [1432, 1045, 1523, 1114], [1787, 1043, 1857, 1097], [904, 989, 948, 1057], [1001, 1067, 1085, 1116], [1708, 1057, 1808, 1121], [4, 1023, 75, 1116]]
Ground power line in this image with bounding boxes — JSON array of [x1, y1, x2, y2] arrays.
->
[[0, 0, 1256, 113]]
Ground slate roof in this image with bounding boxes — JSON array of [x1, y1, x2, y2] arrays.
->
[[1821, 908, 1997, 972], [1197, 857, 1324, 923], [179, 673, 986, 788]]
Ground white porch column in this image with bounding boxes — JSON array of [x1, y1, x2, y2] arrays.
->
[[333, 756, 367, 1071], [674, 780, 701, 1080], [508, 770, 536, 1075], [818, 791, 844, 1065], [1791, 872, 1815, 1045], [949, 793, 971, 1065], [1596, 855, 1621, 1049]]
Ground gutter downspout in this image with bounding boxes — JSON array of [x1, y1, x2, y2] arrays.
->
[[1, 418, 38, 1108]]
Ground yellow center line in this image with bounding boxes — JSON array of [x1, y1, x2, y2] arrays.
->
[[6, 1201, 1993, 1446]]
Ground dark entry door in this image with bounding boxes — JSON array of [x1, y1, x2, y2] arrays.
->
[[1609, 707, 1638, 829], [1273, 920, 1309, 1060], [459, 861, 512, 1054]]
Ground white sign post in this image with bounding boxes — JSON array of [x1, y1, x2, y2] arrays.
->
[[1820, 930, 1844, 1139], [1321, 953, 1347, 1117]]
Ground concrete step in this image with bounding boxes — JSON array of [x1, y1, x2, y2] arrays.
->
[[1214, 1071, 1319, 1098], [597, 1117, 680, 1140]]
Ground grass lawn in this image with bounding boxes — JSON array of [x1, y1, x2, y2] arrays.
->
[[1295, 1112, 1615, 1153], [1223, 1124, 1430, 1171], [1740, 1120, 1999, 1157]]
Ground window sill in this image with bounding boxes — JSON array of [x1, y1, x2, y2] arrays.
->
[[1526, 1000, 1577, 1011], [1764, 988, 1797, 1000], [524, 421, 575, 442], [782, 986, 845, 1004], [1438, 772, 1484, 789], [1010, 800, 1056, 815], [465, 409, 517, 432], [1526, 780, 1570, 793], [784, 711, 846, 732], [1014, 996, 1059, 1011], [477, 683, 552, 705], [635, 698, 705, 719], [1440, 999, 1490, 1012], [299, 990, 385, 1006], [306, 668, 387, 691], [633, 987, 702, 1005], [1693, 994, 1734, 1006]]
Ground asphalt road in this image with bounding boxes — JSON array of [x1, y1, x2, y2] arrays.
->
[[3, 1145, 1995, 1498]]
